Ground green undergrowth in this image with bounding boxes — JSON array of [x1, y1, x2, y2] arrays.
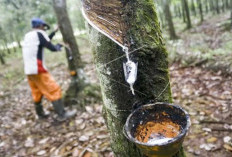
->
[[167, 38, 232, 74], [163, 12, 232, 74]]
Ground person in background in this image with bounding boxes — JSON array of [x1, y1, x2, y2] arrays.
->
[[22, 17, 76, 121]]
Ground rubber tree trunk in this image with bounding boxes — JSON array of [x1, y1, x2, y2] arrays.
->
[[216, 0, 220, 14], [205, 0, 209, 13], [222, 0, 226, 12], [178, 5, 182, 18], [181, 0, 187, 22], [3, 39, 10, 54], [164, 0, 178, 40], [53, 0, 85, 107], [14, 34, 21, 49], [88, 0, 186, 156], [0, 51, 5, 65], [13, 41, 17, 53], [197, 0, 204, 22], [16, 38, 21, 49], [225, 0, 230, 9], [231, 0, 232, 30], [182, 0, 192, 29], [160, 13, 166, 29], [209, 0, 215, 14], [174, 5, 178, 17], [191, 0, 197, 16]]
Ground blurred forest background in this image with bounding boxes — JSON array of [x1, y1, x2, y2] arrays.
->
[[0, 0, 232, 157]]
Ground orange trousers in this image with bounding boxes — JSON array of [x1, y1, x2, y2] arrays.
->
[[27, 73, 62, 103]]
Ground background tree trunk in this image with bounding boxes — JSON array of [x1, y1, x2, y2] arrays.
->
[[0, 51, 5, 65], [191, 0, 197, 16], [225, 0, 230, 9], [174, 5, 178, 17], [164, 0, 178, 39], [209, 0, 215, 14], [178, 5, 182, 18], [181, 0, 187, 22], [3, 39, 10, 54], [52, 0, 85, 107], [205, 0, 209, 13], [231, 0, 232, 30], [182, 0, 192, 29], [88, 0, 186, 156], [222, 0, 225, 12], [197, 0, 204, 22], [216, 0, 220, 14]]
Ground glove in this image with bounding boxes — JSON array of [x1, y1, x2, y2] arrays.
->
[[55, 43, 63, 51]]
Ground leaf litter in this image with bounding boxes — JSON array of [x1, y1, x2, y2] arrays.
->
[[0, 59, 231, 157], [0, 13, 232, 157]]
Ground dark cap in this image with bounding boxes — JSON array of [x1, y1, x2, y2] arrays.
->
[[31, 17, 50, 30]]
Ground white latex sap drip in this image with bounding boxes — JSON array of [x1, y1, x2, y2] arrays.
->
[[82, 7, 138, 95], [123, 48, 138, 95], [147, 137, 172, 145]]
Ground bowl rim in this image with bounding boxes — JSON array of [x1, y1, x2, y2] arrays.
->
[[124, 102, 191, 147]]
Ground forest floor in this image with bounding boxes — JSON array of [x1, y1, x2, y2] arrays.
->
[[0, 13, 232, 157]]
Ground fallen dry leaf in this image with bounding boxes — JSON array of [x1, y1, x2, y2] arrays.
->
[[37, 150, 46, 156], [207, 137, 217, 143], [223, 144, 232, 152], [79, 135, 89, 142]]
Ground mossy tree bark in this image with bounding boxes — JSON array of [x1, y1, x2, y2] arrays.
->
[[88, 0, 186, 156], [53, 0, 85, 107]]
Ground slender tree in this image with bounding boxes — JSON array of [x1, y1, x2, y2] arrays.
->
[[191, 0, 197, 16], [10, 35, 17, 53], [225, 0, 230, 9], [215, 0, 220, 14], [164, 0, 178, 39], [230, 0, 232, 30], [197, 0, 204, 22], [178, 5, 182, 19], [0, 51, 5, 65], [205, 0, 209, 13], [3, 39, 11, 54], [174, 4, 179, 17], [87, 0, 186, 156], [181, 0, 187, 22], [209, 0, 215, 14], [182, 0, 192, 29], [222, 0, 226, 12], [53, 0, 85, 107]]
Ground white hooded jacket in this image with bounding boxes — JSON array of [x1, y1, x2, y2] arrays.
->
[[22, 29, 60, 75]]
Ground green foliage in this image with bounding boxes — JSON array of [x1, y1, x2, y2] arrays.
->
[[0, 0, 86, 65], [0, 0, 56, 41], [67, 0, 85, 30]]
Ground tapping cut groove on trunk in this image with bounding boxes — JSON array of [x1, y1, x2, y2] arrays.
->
[[82, 0, 128, 46]]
